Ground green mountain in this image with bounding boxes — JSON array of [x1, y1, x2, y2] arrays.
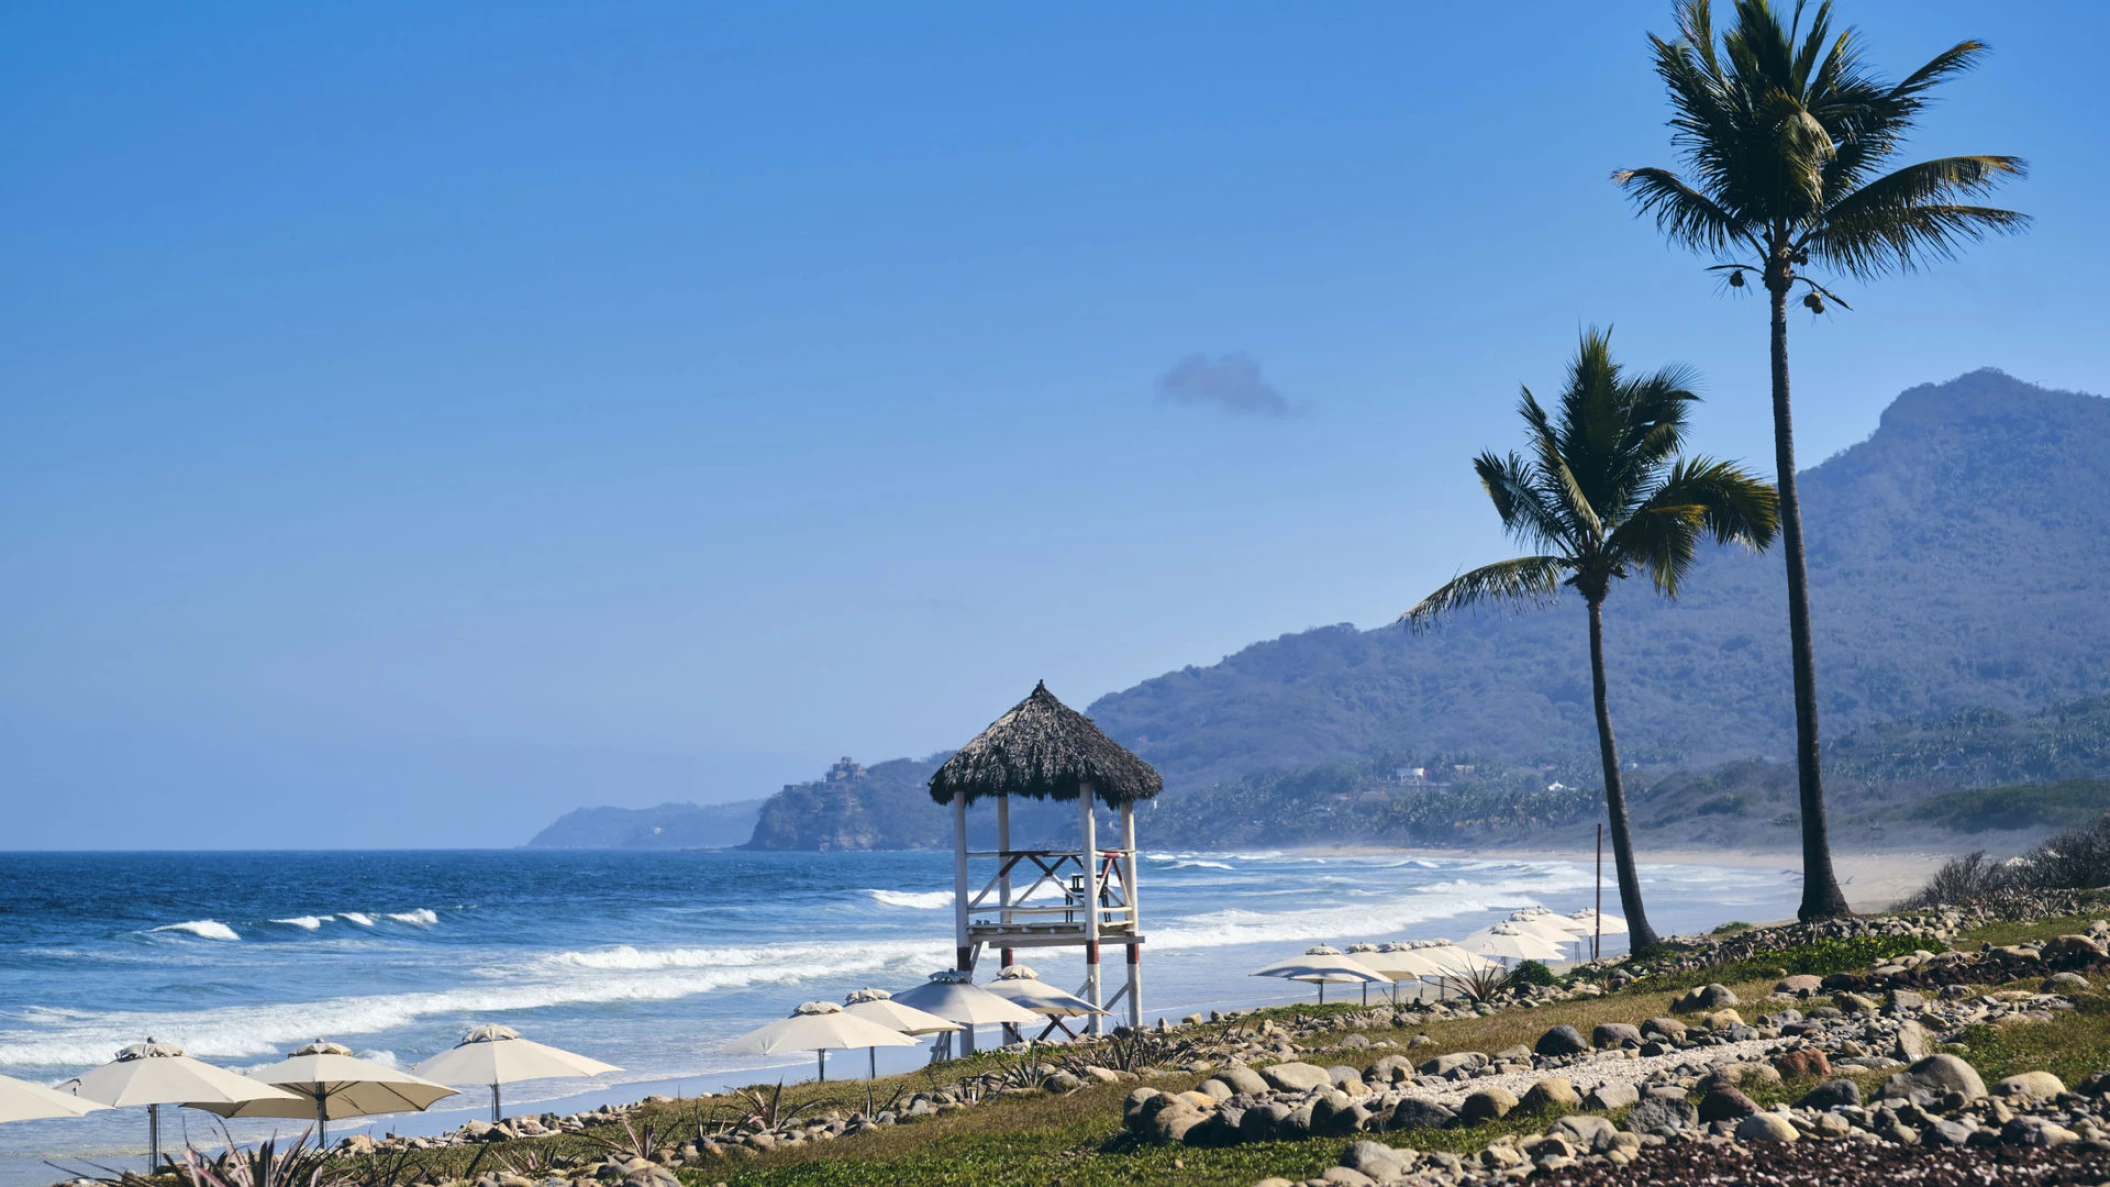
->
[[538, 369, 2110, 852], [1088, 369, 2110, 786]]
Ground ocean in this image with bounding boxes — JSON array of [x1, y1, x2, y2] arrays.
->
[[0, 849, 1801, 1184]]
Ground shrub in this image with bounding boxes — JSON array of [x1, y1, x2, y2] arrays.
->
[[1906, 812, 2110, 906], [1505, 960, 1557, 988]]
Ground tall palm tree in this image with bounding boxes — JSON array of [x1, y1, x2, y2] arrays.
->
[[1614, 0, 2027, 920], [1404, 330, 1778, 955]]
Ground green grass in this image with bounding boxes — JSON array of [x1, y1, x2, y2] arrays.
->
[[1651, 932, 1935, 991], [1955, 912, 2109, 949], [1946, 995, 2110, 1089]]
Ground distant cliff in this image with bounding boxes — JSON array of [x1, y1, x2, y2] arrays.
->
[[524, 799, 766, 850], [744, 757, 949, 850]]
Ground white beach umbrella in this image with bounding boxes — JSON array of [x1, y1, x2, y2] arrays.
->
[[1568, 908, 1629, 935], [1352, 944, 1453, 997], [1502, 914, 1591, 955], [1460, 924, 1567, 962], [0, 1073, 109, 1124], [984, 965, 1108, 1018], [1342, 944, 1436, 1003], [67, 1041, 301, 1172], [412, 1025, 620, 1124], [1409, 943, 1503, 999], [842, 989, 959, 1078], [1506, 911, 1590, 940], [1413, 942, 1498, 971], [722, 1001, 917, 1083], [892, 970, 1042, 1058], [187, 1041, 458, 1146], [1250, 946, 1388, 1006]]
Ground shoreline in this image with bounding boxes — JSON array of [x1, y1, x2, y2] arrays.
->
[[1266, 845, 1954, 916]]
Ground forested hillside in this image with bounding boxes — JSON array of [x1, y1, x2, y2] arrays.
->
[[540, 370, 2110, 853], [1089, 370, 2110, 787]]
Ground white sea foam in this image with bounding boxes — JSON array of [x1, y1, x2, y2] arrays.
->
[[1149, 872, 1595, 950], [149, 920, 239, 942], [341, 913, 376, 927], [387, 909, 439, 926], [272, 916, 330, 930], [1166, 860, 1233, 871], [864, 889, 952, 910], [0, 937, 951, 1070]]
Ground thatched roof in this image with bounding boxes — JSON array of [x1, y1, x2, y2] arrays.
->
[[927, 681, 1162, 807]]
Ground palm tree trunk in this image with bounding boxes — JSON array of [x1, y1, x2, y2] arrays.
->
[[1586, 597, 1659, 953], [1767, 281, 1851, 920]]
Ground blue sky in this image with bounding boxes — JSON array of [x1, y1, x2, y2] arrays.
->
[[3, 2, 2104, 848]]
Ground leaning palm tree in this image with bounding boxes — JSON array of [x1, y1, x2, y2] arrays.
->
[[1404, 330, 1778, 955], [1614, 0, 2027, 919]]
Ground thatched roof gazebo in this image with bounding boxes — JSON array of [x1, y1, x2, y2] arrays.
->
[[928, 681, 1160, 1049], [928, 681, 1161, 807]]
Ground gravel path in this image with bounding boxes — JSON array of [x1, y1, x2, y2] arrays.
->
[[1401, 1038, 1779, 1108], [1531, 1137, 2110, 1186]]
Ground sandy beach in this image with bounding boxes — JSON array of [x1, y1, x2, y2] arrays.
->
[[1275, 846, 1955, 918]]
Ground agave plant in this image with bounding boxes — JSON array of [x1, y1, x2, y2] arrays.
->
[[723, 1082, 836, 1133], [1442, 962, 1513, 1005], [575, 1117, 661, 1162], [178, 1128, 333, 1187]]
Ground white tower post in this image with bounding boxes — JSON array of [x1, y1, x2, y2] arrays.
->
[[1079, 783, 1102, 1035]]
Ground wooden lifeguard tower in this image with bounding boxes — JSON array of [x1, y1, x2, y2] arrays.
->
[[927, 682, 1162, 1053]]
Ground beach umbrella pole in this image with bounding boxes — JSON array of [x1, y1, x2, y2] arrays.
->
[[147, 1103, 159, 1175], [316, 1093, 329, 1149], [492, 1082, 501, 1125], [817, 1049, 826, 1084], [869, 1047, 877, 1080]]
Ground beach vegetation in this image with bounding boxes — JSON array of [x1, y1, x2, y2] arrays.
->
[[1908, 813, 2110, 906], [1505, 959, 1558, 988], [1404, 328, 1779, 954], [1646, 931, 1933, 990], [1617, 0, 2029, 922]]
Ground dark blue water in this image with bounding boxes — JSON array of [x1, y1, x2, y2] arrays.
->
[[0, 849, 1800, 1183]]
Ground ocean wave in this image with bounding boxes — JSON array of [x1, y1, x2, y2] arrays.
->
[[1165, 860, 1233, 871], [1147, 871, 1595, 950], [148, 920, 240, 942], [542, 938, 939, 973], [864, 889, 952, 910], [341, 913, 376, 927], [387, 909, 439, 926], [0, 937, 951, 1070], [271, 916, 330, 930]]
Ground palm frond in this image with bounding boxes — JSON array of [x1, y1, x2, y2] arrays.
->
[[1472, 450, 1567, 552], [1517, 387, 1603, 542], [1402, 556, 1566, 633], [1890, 39, 1990, 104], [1613, 166, 1756, 254], [1608, 457, 1779, 596], [1627, 0, 2025, 279], [1809, 194, 2029, 278]]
